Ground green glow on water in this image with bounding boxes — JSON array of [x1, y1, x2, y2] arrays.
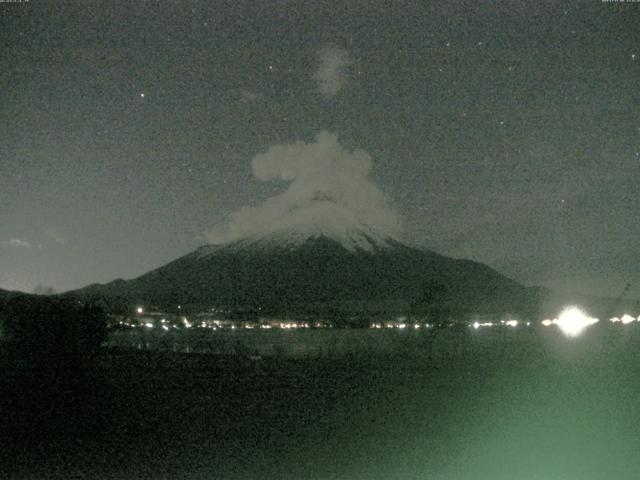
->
[[266, 327, 640, 480], [7, 324, 640, 480]]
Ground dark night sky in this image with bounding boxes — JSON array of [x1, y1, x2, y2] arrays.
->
[[1, 1, 639, 298]]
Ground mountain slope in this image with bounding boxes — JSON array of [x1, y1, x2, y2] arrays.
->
[[71, 232, 536, 320]]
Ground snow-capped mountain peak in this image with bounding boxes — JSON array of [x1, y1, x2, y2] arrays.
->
[[195, 224, 399, 258]]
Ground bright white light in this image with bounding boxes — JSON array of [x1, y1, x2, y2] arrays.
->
[[505, 320, 518, 327], [136, 307, 144, 314], [610, 317, 621, 323], [542, 319, 553, 327], [145, 322, 153, 329], [472, 321, 494, 329], [162, 325, 169, 331], [555, 306, 598, 337], [621, 314, 635, 325]]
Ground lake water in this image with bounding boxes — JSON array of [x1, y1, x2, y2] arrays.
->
[[105, 325, 484, 358], [5, 322, 640, 480]]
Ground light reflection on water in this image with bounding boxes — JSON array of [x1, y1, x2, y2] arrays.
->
[[98, 324, 640, 480], [106, 318, 636, 359]]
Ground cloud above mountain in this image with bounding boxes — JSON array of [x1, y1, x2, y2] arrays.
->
[[314, 46, 352, 98], [205, 131, 402, 245]]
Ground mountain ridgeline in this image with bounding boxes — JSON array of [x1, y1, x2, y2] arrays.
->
[[71, 233, 548, 322]]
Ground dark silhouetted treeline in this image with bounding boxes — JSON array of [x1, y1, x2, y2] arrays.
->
[[0, 292, 107, 357], [0, 292, 108, 460]]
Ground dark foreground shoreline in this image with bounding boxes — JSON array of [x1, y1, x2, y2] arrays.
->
[[2, 327, 640, 480]]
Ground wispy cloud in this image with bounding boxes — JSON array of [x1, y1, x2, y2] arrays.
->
[[1, 238, 32, 248], [314, 46, 352, 98], [44, 228, 67, 245], [33, 284, 57, 295]]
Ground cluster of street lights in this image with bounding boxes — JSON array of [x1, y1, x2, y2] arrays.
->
[[471, 306, 640, 338]]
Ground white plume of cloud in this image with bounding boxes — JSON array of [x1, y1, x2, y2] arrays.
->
[[205, 131, 402, 249], [314, 46, 352, 98]]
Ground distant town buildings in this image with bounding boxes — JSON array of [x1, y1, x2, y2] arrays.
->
[[106, 305, 640, 335], [107, 307, 335, 331]]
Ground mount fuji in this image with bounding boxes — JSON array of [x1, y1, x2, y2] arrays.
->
[[70, 226, 540, 322]]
